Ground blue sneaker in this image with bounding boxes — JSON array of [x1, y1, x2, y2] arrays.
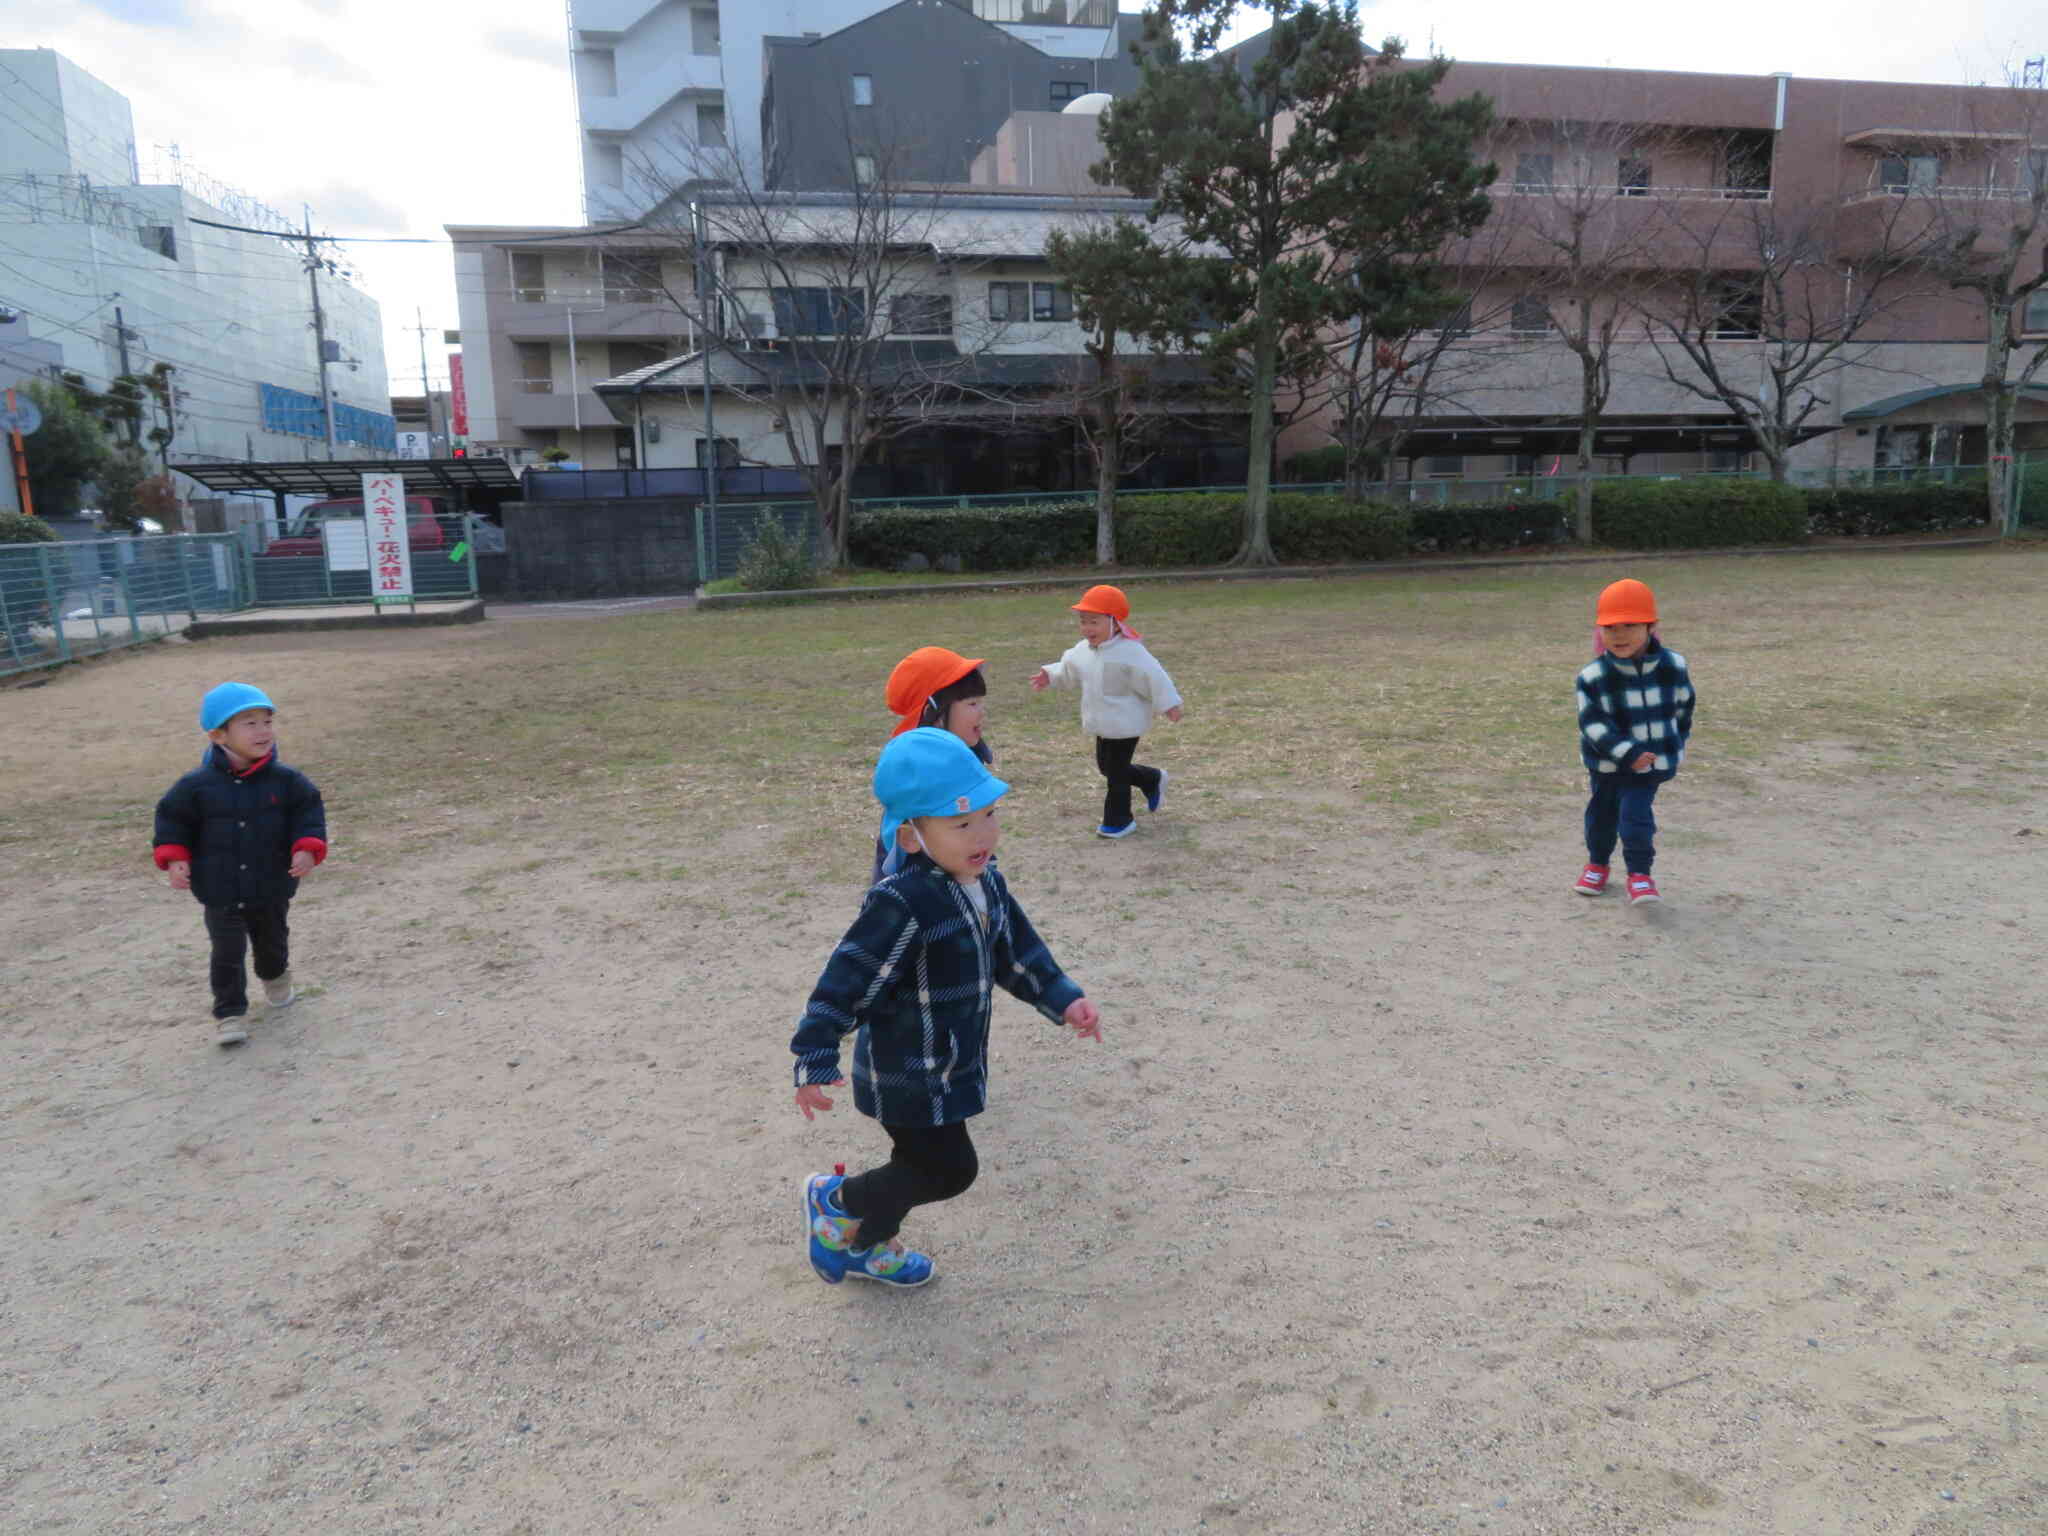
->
[[805, 1173, 859, 1284], [1145, 769, 1169, 814], [845, 1241, 935, 1287], [1096, 821, 1136, 839]]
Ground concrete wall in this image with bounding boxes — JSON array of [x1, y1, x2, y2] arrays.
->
[[501, 497, 699, 599]]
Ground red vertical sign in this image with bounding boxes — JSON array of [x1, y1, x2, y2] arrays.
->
[[449, 353, 468, 437]]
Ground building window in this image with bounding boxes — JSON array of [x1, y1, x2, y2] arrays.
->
[[691, 6, 719, 55], [891, 293, 954, 335], [1722, 131, 1773, 198], [578, 47, 617, 98], [512, 251, 546, 302], [851, 74, 874, 107], [1424, 453, 1463, 477], [614, 427, 637, 467], [970, 0, 1114, 21], [603, 250, 664, 304], [987, 281, 1029, 322], [697, 103, 727, 150], [1617, 156, 1651, 196], [516, 341, 553, 393], [695, 436, 739, 468], [1877, 153, 1940, 193], [1049, 80, 1089, 107], [1513, 153, 1553, 192], [1031, 282, 1073, 322], [2021, 290, 2048, 336], [1707, 448, 1748, 472], [1435, 298, 1473, 336], [853, 154, 877, 186], [1711, 280, 1763, 339], [1510, 297, 1551, 335], [772, 286, 866, 336], [137, 224, 177, 260]]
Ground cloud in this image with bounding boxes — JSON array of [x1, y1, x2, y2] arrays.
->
[[288, 181, 416, 238], [485, 28, 567, 70], [281, 40, 374, 88], [77, 0, 193, 24]]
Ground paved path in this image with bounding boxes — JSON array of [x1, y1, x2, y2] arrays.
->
[[487, 593, 697, 620]]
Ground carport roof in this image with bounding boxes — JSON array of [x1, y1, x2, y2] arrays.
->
[[1842, 383, 2048, 422], [176, 458, 521, 497]]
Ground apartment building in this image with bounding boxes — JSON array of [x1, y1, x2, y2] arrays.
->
[[569, 0, 1149, 215], [0, 50, 394, 482], [446, 224, 702, 466], [583, 187, 1245, 496], [1283, 61, 2048, 482]]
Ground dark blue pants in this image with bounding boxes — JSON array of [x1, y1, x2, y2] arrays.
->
[[204, 902, 290, 1019], [1584, 773, 1663, 875]]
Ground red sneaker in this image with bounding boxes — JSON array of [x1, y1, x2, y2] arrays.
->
[[1625, 872, 1660, 905], [1573, 863, 1609, 896]]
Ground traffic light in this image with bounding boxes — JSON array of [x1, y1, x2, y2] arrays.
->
[[452, 445, 466, 458]]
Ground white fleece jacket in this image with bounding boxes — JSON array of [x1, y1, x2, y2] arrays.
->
[[1041, 632, 1183, 739]]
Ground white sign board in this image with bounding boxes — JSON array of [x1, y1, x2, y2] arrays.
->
[[363, 472, 414, 603], [321, 517, 368, 572], [396, 430, 430, 460]]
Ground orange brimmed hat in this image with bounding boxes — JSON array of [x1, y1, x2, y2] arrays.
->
[[886, 646, 986, 737], [1071, 584, 1130, 622], [1595, 579, 1658, 626]]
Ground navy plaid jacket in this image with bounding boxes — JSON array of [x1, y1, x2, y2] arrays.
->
[[791, 855, 1083, 1127], [1576, 639, 1696, 776]]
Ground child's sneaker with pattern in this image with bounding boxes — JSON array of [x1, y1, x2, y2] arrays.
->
[[1096, 821, 1136, 839], [263, 973, 297, 1008], [1573, 863, 1609, 897], [212, 1014, 250, 1047], [1145, 770, 1169, 814], [804, 1173, 859, 1284], [1625, 872, 1660, 905], [845, 1240, 935, 1288]]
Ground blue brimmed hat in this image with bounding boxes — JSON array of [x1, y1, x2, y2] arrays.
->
[[199, 681, 275, 732], [873, 727, 1009, 850]]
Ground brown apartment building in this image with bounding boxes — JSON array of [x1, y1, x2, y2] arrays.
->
[[1278, 61, 2048, 483]]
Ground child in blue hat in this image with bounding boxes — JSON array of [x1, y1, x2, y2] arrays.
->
[[152, 682, 328, 1047], [791, 728, 1101, 1287]]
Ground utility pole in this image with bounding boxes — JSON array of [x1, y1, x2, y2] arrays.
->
[[304, 209, 338, 459], [412, 307, 440, 455], [112, 305, 140, 444]]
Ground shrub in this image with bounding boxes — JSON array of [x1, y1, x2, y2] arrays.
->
[[733, 508, 821, 591], [1115, 492, 1243, 565], [1805, 482, 1988, 537], [1269, 494, 1410, 562], [848, 501, 1094, 571], [1280, 445, 1347, 483], [1409, 500, 1573, 553], [0, 510, 59, 544], [1591, 478, 1807, 549]]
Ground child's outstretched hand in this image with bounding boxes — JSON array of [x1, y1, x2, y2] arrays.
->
[[289, 850, 317, 878], [1064, 997, 1102, 1042], [1629, 752, 1656, 773], [1029, 667, 1051, 691], [795, 1078, 846, 1120], [166, 859, 191, 891], [1163, 705, 1183, 723]]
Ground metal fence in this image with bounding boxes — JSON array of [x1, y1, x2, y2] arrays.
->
[[2, 534, 247, 679], [237, 513, 483, 607]]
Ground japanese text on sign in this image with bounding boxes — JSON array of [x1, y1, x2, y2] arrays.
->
[[361, 471, 415, 602]]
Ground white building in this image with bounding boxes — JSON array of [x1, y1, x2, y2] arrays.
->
[[0, 49, 395, 502], [568, 0, 1127, 217]]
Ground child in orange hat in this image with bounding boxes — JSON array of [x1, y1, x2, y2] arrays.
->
[[1573, 578, 1696, 905], [874, 647, 993, 881], [1030, 585, 1183, 838]]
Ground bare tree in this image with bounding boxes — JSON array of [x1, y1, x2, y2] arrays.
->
[[1641, 193, 1939, 482], [629, 134, 1011, 564], [1901, 82, 2048, 527], [1502, 116, 1684, 540]]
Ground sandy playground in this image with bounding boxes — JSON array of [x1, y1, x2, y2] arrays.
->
[[1, 549, 2044, 1534]]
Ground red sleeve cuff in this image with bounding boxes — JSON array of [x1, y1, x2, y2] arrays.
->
[[292, 837, 329, 865], [154, 844, 192, 870]]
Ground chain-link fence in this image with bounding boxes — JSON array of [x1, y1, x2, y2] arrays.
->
[[2, 534, 248, 679]]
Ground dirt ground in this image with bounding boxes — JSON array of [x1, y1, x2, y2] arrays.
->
[[2, 557, 2044, 1534]]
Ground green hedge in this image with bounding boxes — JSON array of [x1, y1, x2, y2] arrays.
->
[[1280, 445, 1347, 482], [0, 511, 59, 544], [1591, 479, 1807, 549], [1805, 482, 1989, 537], [1116, 492, 1410, 564], [848, 501, 1095, 571], [1410, 501, 1573, 552]]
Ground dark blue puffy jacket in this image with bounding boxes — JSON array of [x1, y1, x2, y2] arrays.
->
[[153, 747, 327, 910]]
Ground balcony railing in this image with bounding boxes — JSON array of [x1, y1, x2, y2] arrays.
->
[[1490, 182, 1772, 202], [950, 0, 1113, 24], [517, 379, 555, 393]]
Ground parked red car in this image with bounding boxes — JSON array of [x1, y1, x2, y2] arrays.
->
[[260, 496, 448, 557]]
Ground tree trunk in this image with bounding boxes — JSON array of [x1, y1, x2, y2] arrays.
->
[[1983, 311, 2017, 533], [1763, 445, 1789, 484], [1235, 300, 1280, 566], [1095, 412, 1119, 566], [1572, 351, 1601, 543]]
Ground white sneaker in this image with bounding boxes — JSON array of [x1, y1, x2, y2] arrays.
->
[[213, 1017, 250, 1047], [263, 974, 297, 1008]]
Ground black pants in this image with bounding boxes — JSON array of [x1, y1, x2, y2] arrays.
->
[[1095, 736, 1161, 830], [837, 1121, 978, 1248], [204, 902, 290, 1019]]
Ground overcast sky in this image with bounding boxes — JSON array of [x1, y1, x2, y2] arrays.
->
[[22, 0, 2048, 401]]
